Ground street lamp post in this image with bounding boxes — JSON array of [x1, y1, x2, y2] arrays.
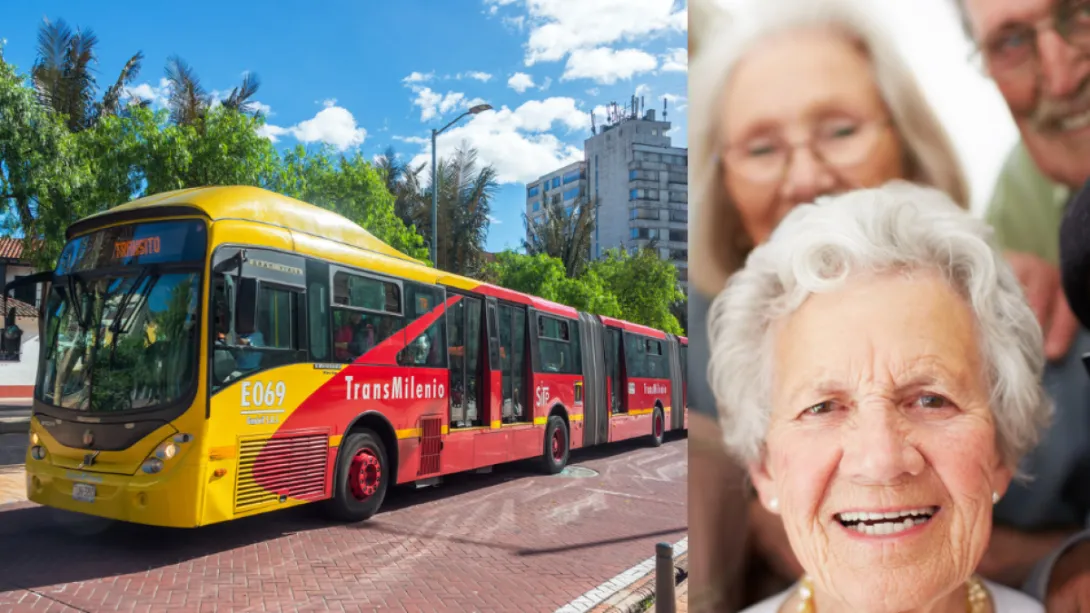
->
[[430, 103, 493, 268]]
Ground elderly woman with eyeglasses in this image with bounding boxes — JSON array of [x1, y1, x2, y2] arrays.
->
[[685, 0, 970, 608], [707, 182, 1048, 613]]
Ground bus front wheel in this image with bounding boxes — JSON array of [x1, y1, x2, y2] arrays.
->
[[650, 407, 665, 447], [541, 415, 569, 475], [326, 430, 389, 522]]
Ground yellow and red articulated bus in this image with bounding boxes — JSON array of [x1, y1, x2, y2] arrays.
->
[[5, 185, 688, 528]]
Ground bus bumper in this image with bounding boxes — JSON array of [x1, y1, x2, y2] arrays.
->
[[25, 460, 203, 528]]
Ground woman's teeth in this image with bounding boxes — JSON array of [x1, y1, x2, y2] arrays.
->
[[836, 507, 937, 536], [1058, 108, 1090, 132]]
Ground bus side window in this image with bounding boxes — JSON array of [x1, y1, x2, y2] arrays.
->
[[398, 283, 446, 368], [306, 259, 331, 362]]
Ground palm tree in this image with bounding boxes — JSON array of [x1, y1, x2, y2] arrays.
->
[[523, 196, 596, 278], [400, 144, 497, 276], [31, 18, 145, 132], [164, 55, 261, 127], [374, 146, 426, 230]]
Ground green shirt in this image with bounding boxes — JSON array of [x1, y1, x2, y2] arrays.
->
[[983, 141, 1071, 264]]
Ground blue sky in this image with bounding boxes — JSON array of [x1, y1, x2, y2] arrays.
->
[[2, 0, 689, 252]]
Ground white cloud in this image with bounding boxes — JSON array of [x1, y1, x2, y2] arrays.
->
[[660, 47, 687, 72], [394, 135, 430, 145], [407, 96, 592, 184], [460, 71, 493, 82], [586, 87, 600, 97], [540, 76, 553, 91], [403, 71, 434, 84], [635, 83, 653, 97], [123, 77, 172, 107], [487, 215, 503, 224], [522, 0, 687, 65], [562, 47, 658, 84], [503, 15, 527, 31], [258, 101, 368, 152], [508, 72, 536, 93], [411, 86, 471, 122]]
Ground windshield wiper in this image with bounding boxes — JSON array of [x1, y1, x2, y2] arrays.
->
[[64, 273, 88, 332], [107, 266, 159, 363]]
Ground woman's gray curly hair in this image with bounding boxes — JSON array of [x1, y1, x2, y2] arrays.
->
[[706, 181, 1052, 471]]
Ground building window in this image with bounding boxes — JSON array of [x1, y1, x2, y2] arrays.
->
[[563, 187, 581, 201], [629, 169, 638, 180], [532, 201, 540, 212], [528, 184, 539, 197], [563, 170, 581, 184], [629, 188, 638, 200], [668, 230, 688, 243], [552, 177, 560, 189], [651, 129, 658, 136], [669, 209, 687, 223]]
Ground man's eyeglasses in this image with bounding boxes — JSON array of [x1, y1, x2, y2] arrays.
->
[[975, 0, 1090, 79], [721, 120, 891, 185]]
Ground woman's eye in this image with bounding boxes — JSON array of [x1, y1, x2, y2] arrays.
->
[[745, 141, 779, 157], [803, 401, 834, 416], [916, 394, 949, 409], [822, 123, 859, 139]]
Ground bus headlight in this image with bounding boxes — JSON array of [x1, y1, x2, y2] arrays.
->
[[30, 446, 46, 461], [141, 458, 163, 474], [29, 432, 39, 446], [141, 433, 192, 474]]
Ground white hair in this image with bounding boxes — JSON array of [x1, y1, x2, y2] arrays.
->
[[688, 0, 970, 298], [706, 181, 1052, 471]]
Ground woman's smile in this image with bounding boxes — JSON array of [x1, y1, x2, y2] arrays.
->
[[833, 505, 941, 538]]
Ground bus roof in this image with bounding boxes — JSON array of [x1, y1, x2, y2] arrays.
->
[[66, 185, 424, 266], [598, 316, 668, 340]]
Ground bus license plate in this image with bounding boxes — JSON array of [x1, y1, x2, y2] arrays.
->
[[72, 483, 96, 503]]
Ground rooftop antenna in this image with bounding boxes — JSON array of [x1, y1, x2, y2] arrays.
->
[[591, 111, 597, 135], [663, 96, 668, 121], [641, 96, 646, 118]]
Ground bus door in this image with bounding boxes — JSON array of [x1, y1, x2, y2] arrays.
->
[[446, 292, 484, 428], [497, 302, 528, 424], [604, 327, 623, 415]]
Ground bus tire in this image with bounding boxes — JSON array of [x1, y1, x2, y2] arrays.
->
[[541, 415, 569, 475], [651, 407, 665, 447], [325, 430, 389, 523]]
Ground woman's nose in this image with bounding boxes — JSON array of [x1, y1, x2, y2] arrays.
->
[[840, 405, 925, 485], [779, 146, 838, 206]]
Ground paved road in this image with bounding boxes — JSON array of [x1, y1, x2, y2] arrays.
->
[[0, 434, 687, 613]]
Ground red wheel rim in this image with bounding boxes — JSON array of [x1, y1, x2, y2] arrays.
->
[[552, 428, 564, 461], [349, 448, 381, 500], [655, 413, 663, 438]]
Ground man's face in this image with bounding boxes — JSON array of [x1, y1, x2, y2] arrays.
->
[[964, 0, 1090, 188]]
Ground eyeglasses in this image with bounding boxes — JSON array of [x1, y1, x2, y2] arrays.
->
[[974, 0, 1090, 79], [721, 120, 891, 184]]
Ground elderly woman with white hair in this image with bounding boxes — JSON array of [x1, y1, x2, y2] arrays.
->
[[684, 0, 971, 607], [706, 182, 1049, 613]]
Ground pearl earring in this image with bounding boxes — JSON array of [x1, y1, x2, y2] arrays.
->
[[769, 497, 779, 512], [992, 491, 1000, 504]]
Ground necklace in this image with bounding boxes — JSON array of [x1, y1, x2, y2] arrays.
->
[[792, 574, 992, 613]]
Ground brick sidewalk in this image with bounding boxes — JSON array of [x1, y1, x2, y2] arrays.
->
[[0, 436, 687, 612], [676, 579, 689, 612]]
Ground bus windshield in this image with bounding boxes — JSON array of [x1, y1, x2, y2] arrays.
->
[[37, 219, 207, 413]]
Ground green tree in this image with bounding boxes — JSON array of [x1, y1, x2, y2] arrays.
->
[[271, 145, 428, 261], [523, 197, 595, 278], [482, 251, 622, 318], [400, 144, 497, 276], [31, 18, 145, 132], [590, 248, 685, 334], [0, 51, 89, 270]]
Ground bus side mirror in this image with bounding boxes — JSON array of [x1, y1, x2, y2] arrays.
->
[[235, 277, 258, 336]]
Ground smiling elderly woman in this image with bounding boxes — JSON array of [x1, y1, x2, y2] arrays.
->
[[707, 182, 1052, 613]]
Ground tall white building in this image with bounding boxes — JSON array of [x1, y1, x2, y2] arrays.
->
[[524, 96, 688, 290], [524, 161, 588, 227]]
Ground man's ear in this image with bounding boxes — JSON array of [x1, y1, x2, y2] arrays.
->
[[748, 457, 779, 515]]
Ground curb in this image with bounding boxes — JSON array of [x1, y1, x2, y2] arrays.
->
[[601, 552, 688, 613], [558, 538, 688, 613]]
